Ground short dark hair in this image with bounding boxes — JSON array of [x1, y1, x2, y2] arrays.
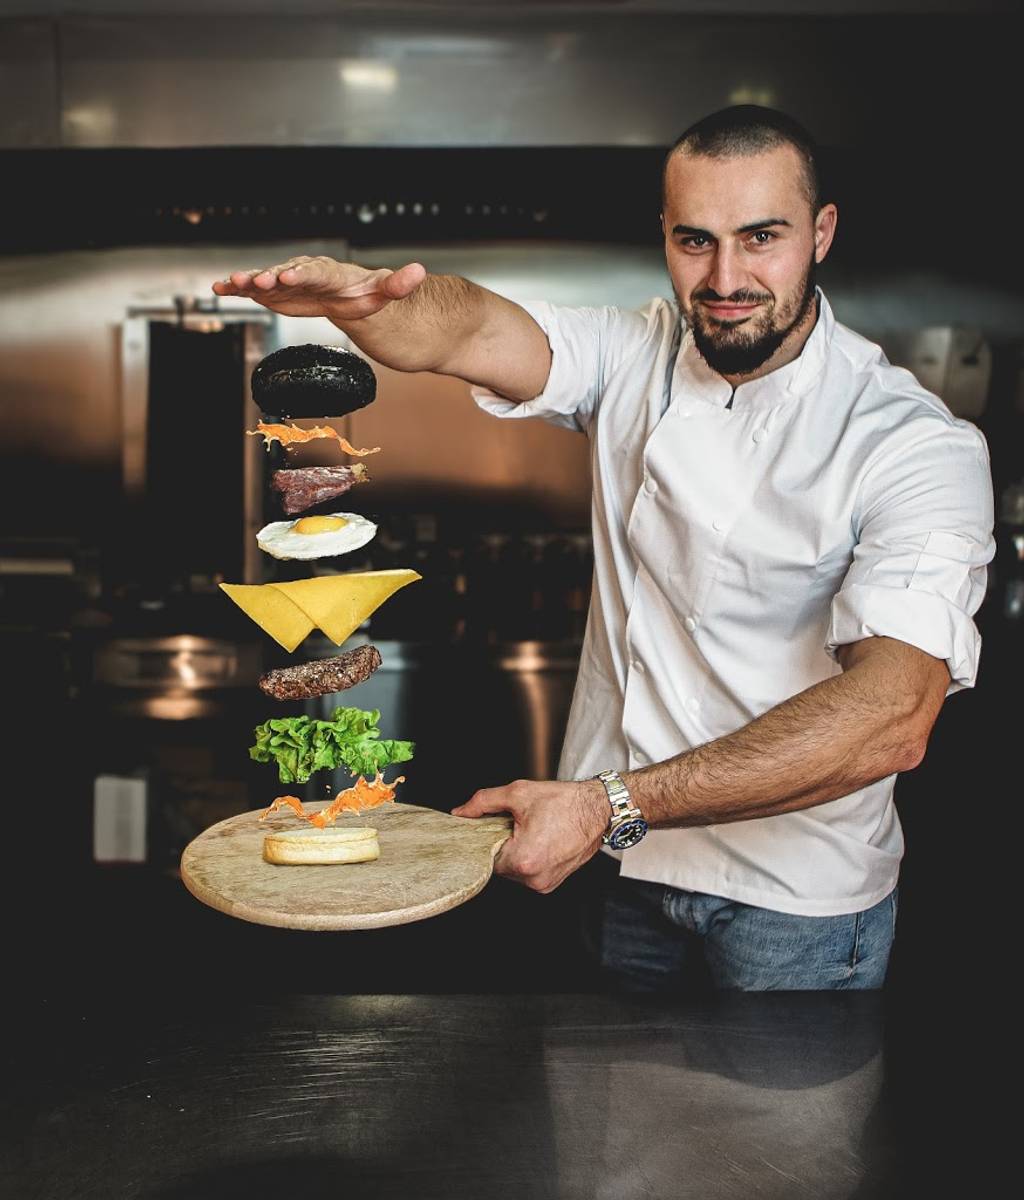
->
[[663, 105, 823, 213]]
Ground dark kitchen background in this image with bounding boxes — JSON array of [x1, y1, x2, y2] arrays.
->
[[2, 0, 1021, 1008]]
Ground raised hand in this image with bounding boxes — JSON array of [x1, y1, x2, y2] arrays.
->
[[212, 255, 427, 322]]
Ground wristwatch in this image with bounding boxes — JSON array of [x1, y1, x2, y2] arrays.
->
[[594, 769, 649, 850]]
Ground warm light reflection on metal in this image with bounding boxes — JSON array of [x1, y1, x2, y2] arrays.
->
[[171, 651, 200, 688], [139, 694, 207, 720], [93, 636, 258, 692], [339, 60, 398, 91], [63, 104, 117, 139], [396, 35, 505, 56]]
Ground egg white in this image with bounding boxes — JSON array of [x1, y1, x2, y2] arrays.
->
[[256, 512, 378, 560]]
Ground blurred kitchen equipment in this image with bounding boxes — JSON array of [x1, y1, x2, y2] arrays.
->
[[304, 636, 581, 810], [120, 299, 272, 593], [878, 327, 991, 419], [92, 635, 263, 719], [0, 535, 99, 636], [78, 665, 270, 873], [998, 479, 1024, 622]]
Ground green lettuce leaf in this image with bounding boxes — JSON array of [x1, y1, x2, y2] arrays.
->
[[249, 706, 414, 785]]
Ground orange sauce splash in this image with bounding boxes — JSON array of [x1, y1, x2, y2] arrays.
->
[[258, 772, 404, 828], [247, 422, 380, 456]]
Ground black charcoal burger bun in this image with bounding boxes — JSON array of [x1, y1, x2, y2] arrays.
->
[[252, 344, 377, 419]]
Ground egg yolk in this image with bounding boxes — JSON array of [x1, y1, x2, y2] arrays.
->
[[291, 516, 349, 535]]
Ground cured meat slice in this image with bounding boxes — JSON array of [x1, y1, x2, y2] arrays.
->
[[271, 464, 369, 516]]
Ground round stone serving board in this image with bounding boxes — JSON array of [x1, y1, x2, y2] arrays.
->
[[180, 802, 513, 931]]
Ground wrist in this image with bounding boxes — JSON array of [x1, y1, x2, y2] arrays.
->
[[592, 769, 649, 850], [574, 778, 612, 846]]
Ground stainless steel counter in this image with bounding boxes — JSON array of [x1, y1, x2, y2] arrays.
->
[[4, 983, 997, 1199]]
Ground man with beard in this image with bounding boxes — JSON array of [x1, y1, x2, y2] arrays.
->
[[214, 106, 993, 991]]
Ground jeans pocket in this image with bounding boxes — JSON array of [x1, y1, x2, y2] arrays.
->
[[848, 910, 864, 971]]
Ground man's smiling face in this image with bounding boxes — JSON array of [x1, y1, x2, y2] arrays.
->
[[662, 143, 836, 379]]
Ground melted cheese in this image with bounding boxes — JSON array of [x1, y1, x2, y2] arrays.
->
[[219, 570, 421, 651]]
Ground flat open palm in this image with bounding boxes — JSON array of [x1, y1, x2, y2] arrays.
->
[[212, 255, 426, 321]]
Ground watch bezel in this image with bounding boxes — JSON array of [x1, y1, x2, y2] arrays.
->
[[607, 817, 649, 850]]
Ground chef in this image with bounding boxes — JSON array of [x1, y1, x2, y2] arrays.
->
[[214, 106, 994, 992]]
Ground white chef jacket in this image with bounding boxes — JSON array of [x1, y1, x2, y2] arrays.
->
[[472, 289, 995, 916]]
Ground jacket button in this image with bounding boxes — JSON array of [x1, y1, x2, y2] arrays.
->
[[684, 616, 697, 633]]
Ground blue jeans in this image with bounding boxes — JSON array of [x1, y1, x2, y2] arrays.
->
[[580, 856, 897, 992]]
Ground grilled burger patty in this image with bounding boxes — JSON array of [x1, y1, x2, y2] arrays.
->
[[258, 644, 382, 701]]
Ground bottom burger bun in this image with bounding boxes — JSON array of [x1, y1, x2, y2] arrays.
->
[[263, 826, 379, 865]]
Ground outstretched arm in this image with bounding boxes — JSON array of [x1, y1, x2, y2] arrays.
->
[[453, 636, 951, 893], [213, 254, 551, 400]]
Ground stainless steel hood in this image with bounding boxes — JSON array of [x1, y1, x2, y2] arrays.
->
[[0, 2, 1013, 151]]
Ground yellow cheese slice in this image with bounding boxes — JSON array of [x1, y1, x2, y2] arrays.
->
[[271, 570, 421, 645], [219, 570, 421, 651], [219, 583, 316, 653]]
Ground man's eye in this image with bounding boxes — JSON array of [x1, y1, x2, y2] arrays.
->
[[749, 230, 775, 245], [680, 236, 710, 249]]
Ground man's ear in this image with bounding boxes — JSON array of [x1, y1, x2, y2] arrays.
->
[[814, 203, 838, 263]]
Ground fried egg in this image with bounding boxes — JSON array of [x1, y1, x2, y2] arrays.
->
[[256, 512, 377, 560]]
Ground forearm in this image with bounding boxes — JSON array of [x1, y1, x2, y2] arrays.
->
[[214, 256, 549, 398], [622, 651, 938, 828], [329, 273, 490, 375], [455, 639, 950, 895]]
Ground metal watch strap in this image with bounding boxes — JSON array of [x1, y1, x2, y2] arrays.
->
[[595, 769, 643, 841]]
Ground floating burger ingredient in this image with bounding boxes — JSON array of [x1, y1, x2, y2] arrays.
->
[[256, 512, 377, 560], [248, 422, 380, 456], [262, 826, 380, 866], [272, 464, 369, 516], [219, 569, 421, 652], [244, 348, 412, 866], [252, 343, 377, 420], [250, 705, 413, 785], [262, 773, 405, 829], [253, 706, 411, 863], [258, 645, 382, 701]]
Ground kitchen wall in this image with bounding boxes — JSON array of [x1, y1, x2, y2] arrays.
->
[[2, 5, 1011, 152], [2, 238, 1021, 542], [2, 1, 1019, 545]]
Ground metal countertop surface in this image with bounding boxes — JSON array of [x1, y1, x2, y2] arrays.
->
[[3, 984, 999, 1200]]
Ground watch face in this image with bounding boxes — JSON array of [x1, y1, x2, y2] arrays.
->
[[608, 818, 648, 851]]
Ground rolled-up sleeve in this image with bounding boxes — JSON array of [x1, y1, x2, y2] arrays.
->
[[471, 300, 615, 434], [826, 418, 996, 693]]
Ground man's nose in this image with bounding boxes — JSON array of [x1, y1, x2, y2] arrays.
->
[[706, 244, 746, 300]]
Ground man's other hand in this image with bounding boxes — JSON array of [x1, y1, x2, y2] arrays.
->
[[452, 778, 608, 893], [212, 255, 426, 322]]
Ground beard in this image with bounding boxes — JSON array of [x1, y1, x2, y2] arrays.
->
[[680, 256, 818, 377]]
